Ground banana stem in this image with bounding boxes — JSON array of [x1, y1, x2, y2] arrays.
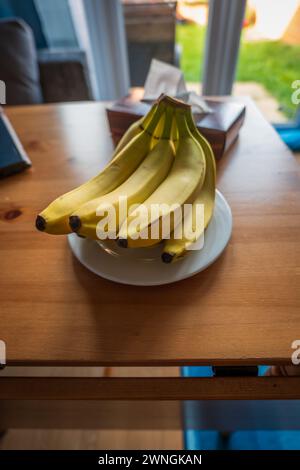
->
[[161, 107, 174, 140], [185, 108, 198, 134], [175, 109, 191, 138], [140, 103, 157, 130], [160, 95, 190, 111], [144, 102, 166, 135], [139, 94, 166, 130], [183, 108, 211, 148], [171, 114, 178, 139]]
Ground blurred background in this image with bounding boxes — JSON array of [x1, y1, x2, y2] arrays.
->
[[0, 0, 299, 123], [177, 0, 300, 121]]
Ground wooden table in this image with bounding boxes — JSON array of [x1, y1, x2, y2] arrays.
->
[[0, 98, 300, 429]]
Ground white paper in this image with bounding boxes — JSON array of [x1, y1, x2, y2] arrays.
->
[[176, 91, 213, 114], [143, 59, 212, 114], [143, 59, 187, 101]]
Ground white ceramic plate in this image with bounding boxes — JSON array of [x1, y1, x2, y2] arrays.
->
[[68, 190, 232, 286]]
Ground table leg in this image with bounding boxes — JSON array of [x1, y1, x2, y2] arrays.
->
[[212, 366, 259, 447], [0, 430, 7, 441], [212, 366, 259, 377], [0, 367, 7, 441]]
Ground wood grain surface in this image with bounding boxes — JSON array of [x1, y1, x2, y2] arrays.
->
[[1, 99, 299, 366]]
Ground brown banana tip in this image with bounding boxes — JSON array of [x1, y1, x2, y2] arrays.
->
[[161, 252, 175, 264], [35, 215, 46, 232], [156, 93, 166, 103], [117, 237, 128, 248], [69, 215, 81, 232], [161, 95, 191, 110]]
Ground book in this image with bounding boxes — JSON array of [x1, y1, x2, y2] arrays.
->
[[0, 107, 31, 178]]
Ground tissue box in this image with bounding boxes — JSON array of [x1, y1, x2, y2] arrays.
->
[[106, 97, 246, 160]]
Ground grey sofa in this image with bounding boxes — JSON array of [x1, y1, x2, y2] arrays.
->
[[0, 18, 93, 106]]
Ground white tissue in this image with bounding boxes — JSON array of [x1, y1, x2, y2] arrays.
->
[[143, 59, 187, 100], [143, 59, 212, 114]]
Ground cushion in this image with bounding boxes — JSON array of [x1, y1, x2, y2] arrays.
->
[[0, 18, 43, 105]]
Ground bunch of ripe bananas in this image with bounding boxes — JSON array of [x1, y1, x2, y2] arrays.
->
[[36, 95, 216, 263]]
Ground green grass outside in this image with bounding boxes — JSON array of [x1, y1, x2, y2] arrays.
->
[[176, 23, 300, 118]]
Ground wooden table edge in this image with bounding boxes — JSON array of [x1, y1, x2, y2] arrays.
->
[[4, 358, 295, 367], [0, 376, 300, 401]]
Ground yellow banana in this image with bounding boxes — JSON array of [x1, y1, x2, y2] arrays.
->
[[118, 107, 206, 248], [35, 101, 165, 235], [113, 93, 167, 156], [113, 118, 144, 157], [113, 100, 160, 156], [162, 109, 216, 263], [69, 109, 175, 239]]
